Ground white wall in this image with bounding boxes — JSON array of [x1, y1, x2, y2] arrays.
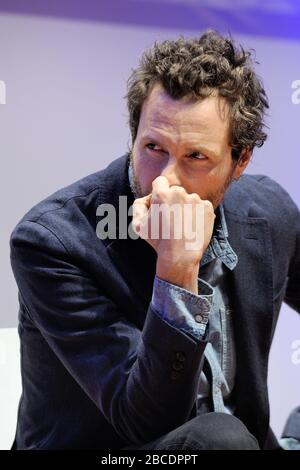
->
[[0, 328, 21, 450]]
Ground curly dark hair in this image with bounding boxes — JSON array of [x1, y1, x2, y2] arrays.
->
[[126, 30, 269, 160]]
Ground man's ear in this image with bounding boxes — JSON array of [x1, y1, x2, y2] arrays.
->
[[233, 149, 252, 179]]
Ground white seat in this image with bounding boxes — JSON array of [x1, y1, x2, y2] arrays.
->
[[0, 328, 21, 450]]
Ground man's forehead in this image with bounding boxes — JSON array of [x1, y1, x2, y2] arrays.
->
[[143, 84, 196, 120], [139, 84, 231, 140]]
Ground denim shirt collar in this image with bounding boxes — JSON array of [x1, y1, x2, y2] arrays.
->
[[128, 163, 237, 271]]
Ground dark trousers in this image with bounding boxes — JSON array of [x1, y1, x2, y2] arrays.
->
[[122, 413, 260, 450]]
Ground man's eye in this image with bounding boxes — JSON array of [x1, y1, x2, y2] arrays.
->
[[188, 152, 207, 160], [146, 143, 162, 152]]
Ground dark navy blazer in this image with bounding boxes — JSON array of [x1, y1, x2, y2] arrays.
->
[[10, 154, 300, 449]]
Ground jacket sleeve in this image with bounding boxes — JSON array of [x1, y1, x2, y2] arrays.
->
[[10, 219, 208, 446], [285, 210, 300, 314]]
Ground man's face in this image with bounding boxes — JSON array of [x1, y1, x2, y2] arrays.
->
[[130, 84, 249, 210]]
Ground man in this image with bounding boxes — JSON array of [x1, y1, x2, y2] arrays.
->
[[10, 31, 300, 450]]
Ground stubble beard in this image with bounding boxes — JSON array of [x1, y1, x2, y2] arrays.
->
[[128, 151, 237, 210]]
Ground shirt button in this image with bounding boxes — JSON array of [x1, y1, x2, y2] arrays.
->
[[175, 351, 186, 362], [172, 361, 184, 371], [195, 314, 203, 323]]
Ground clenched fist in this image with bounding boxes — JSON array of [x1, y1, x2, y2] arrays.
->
[[132, 176, 215, 294]]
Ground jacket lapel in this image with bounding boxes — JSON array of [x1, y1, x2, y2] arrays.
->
[[225, 208, 274, 447]]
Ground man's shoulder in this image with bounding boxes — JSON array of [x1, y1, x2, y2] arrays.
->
[[15, 154, 129, 226], [10, 154, 130, 252], [224, 173, 299, 221]]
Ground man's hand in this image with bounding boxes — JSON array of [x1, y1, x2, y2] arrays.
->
[[132, 176, 215, 294]]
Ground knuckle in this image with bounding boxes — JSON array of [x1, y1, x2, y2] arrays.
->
[[204, 199, 213, 210], [153, 188, 167, 199], [189, 192, 201, 201], [170, 185, 185, 195]]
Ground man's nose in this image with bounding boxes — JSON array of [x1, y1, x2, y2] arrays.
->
[[160, 157, 182, 187]]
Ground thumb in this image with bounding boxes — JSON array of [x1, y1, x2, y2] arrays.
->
[[132, 193, 152, 234]]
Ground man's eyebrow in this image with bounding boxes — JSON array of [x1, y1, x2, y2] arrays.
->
[[140, 134, 160, 143], [185, 145, 220, 159], [141, 134, 220, 159]]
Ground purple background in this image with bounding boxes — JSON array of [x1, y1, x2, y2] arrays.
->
[[0, 0, 299, 440]]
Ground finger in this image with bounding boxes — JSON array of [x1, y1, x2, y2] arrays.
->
[[133, 193, 152, 209], [151, 175, 170, 193], [132, 193, 152, 221], [188, 192, 202, 200]]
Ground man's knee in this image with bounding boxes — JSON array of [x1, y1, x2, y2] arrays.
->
[[202, 413, 259, 450], [155, 413, 259, 450]]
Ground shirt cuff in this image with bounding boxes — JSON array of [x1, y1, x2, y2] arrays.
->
[[150, 274, 214, 341], [279, 437, 300, 450]]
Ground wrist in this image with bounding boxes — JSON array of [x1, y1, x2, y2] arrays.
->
[[156, 261, 199, 294]]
